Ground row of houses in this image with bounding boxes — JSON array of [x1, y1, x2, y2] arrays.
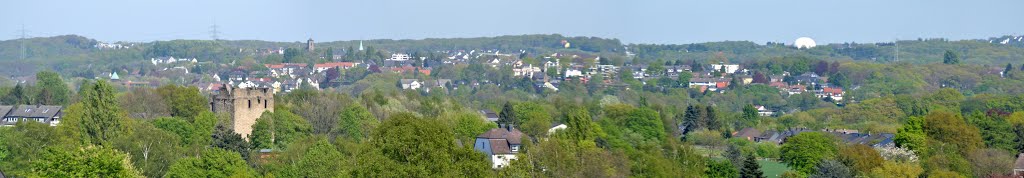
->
[[0, 105, 64, 127], [732, 127, 894, 148]]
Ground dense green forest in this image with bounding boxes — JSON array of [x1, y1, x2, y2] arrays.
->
[[1, 34, 1024, 177]]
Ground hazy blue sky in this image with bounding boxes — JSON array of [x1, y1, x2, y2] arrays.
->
[[2, 0, 1022, 44]]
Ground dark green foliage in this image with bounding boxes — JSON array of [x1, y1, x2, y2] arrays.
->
[[211, 125, 251, 159], [943, 50, 960, 64], [740, 154, 765, 178], [2, 84, 30, 105], [809, 160, 851, 178], [35, 71, 70, 105], [706, 159, 739, 178], [499, 101, 518, 126], [1015, 124, 1024, 154]]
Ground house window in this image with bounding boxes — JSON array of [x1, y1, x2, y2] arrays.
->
[[511, 146, 519, 152]]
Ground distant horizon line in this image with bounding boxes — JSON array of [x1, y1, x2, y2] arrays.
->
[[6, 33, 1020, 46]]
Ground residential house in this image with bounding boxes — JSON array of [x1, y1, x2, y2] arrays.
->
[[565, 69, 584, 78], [265, 63, 307, 78], [733, 128, 762, 141], [400, 79, 422, 90], [815, 87, 844, 101], [479, 110, 499, 122], [388, 53, 411, 61], [755, 105, 775, 116], [513, 64, 542, 78], [313, 62, 359, 73], [710, 64, 741, 73], [474, 127, 526, 169], [548, 123, 567, 135], [0, 105, 64, 127]]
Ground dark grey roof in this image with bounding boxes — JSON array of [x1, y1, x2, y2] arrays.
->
[[8, 105, 62, 119], [0, 106, 13, 117]]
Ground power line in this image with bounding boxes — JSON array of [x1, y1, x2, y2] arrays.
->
[[18, 24, 28, 60], [209, 22, 221, 40]]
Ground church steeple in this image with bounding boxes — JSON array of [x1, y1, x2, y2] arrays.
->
[[358, 40, 364, 51]]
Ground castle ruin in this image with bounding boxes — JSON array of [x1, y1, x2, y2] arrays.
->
[[210, 86, 274, 140]]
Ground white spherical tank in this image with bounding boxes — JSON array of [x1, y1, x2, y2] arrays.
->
[[794, 37, 817, 49]]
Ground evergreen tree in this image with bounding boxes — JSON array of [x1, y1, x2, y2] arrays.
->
[[942, 50, 960, 64], [1005, 63, 1014, 77], [499, 102, 518, 126], [2, 84, 27, 105], [705, 106, 720, 130], [211, 125, 251, 159], [725, 144, 744, 170], [683, 105, 702, 134], [740, 154, 765, 178]]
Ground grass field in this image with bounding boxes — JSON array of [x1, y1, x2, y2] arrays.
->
[[758, 160, 791, 178], [692, 145, 792, 177]]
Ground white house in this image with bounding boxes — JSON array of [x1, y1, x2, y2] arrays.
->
[[755, 105, 775, 117], [710, 64, 741, 73], [564, 69, 584, 78], [548, 124, 567, 135], [474, 127, 525, 169], [400, 79, 421, 90], [388, 53, 411, 61], [513, 64, 542, 78]]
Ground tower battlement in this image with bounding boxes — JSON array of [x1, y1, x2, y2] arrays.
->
[[210, 86, 274, 140]]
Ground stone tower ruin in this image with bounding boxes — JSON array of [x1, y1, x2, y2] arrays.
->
[[210, 86, 274, 140]]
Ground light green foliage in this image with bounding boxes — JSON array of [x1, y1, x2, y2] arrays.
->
[[706, 160, 738, 178], [252, 110, 314, 149], [837, 144, 883, 174], [868, 161, 923, 178], [333, 104, 378, 141], [157, 85, 209, 119], [166, 148, 255, 178], [442, 110, 496, 142], [249, 114, 273, 149], [353, 113, 491, 177], [924, 111, 984, 154], [514, 102, 553, 137], [1, 122, 64, 176], [780, 132, 838, 175], [112, 121, 184, 177], [894, 116, 926, 152], [623, 107, 666, 141], [294, 139, 347, 177], [32, 146, 143, 178], [76, 80, 128, 146]]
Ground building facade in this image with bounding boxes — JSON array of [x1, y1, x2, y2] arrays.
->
[[210, 86, 274, 140]]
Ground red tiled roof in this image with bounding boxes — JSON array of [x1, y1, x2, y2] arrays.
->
[[716, 81, 729, 89], [314, 62, 356, 69]]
